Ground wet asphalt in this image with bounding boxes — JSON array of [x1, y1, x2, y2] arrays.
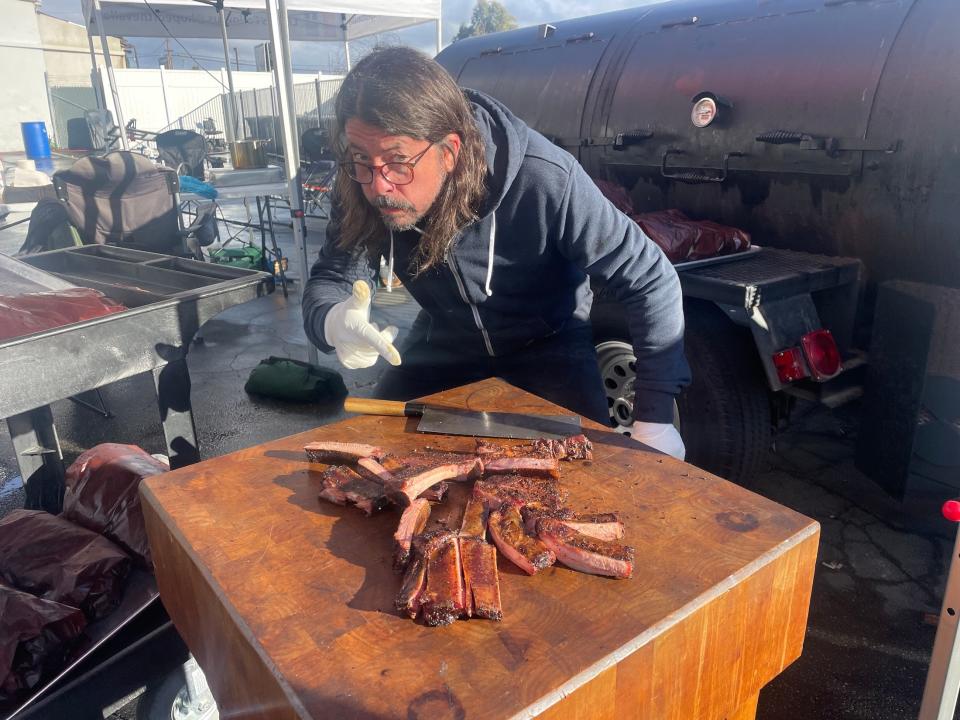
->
[[1, 161, 958, 719]]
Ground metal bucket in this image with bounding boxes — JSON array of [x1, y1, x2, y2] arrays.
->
[[229, 139, 268, 169]]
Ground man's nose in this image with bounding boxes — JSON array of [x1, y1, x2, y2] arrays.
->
[[371, 170, 396, 195]]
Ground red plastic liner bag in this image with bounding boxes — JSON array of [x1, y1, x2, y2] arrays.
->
[[0, 583, 86, 700], [62, 444, 168, 568], [0, 510, 130, 620]]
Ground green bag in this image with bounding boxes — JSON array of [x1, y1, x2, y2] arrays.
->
[[244, 356, 347, 403], [210, 245, 263, 270]]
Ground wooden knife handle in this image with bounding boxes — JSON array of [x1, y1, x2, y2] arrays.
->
[[344, 397, 415, 416]]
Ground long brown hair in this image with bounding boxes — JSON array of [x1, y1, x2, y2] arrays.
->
[[332, 46, 487, 272]]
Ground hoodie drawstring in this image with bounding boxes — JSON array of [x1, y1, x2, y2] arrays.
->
[[386, 230, 395, 293], [484, 213, 496, 297]]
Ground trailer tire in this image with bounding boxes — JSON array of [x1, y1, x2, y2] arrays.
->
[[677, 306, 772, 485], [594, 303, 771, 486]]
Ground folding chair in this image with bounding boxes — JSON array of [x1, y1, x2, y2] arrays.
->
[[301, 127, 336, 220], [156, 129, 209, 180], [52, 151, 216, 259], [84, 109, 124, 154]]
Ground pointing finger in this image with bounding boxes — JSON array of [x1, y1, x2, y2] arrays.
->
[[358, 322, 402, 366], [381, 325, 399, 344]]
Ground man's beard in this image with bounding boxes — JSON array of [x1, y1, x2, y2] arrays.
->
[[373, 172, 446, 231], [371, 194, 418, 230]]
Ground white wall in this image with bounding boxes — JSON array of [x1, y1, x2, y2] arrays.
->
[[0, 0, 52, 152], [38, 12, 125, 87], [113, 68, 322, 134]]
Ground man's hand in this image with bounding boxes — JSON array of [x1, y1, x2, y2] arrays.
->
[[323, 281, 402, 369], [630, 420, 686, 460]]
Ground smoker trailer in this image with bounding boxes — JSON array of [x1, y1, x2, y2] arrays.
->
[[437, 0, 960, 493]]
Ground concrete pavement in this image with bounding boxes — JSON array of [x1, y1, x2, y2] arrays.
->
[[0, 182, 956, 719]]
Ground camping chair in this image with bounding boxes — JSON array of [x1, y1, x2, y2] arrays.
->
[[156, 129, 209, 180], [198, 118, 227, 154], [301, 127, 336, 220], [84, 109, 124, 154], [51, 151, 217, 259]]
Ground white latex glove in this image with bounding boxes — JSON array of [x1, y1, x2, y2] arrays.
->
[[630, 421, 686, 460], [323, 280, 402, 370]]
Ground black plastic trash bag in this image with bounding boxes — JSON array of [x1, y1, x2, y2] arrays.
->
[[62, 444, 167, 569], [0, 510, 130, 620], [0, 583, 86, 700]]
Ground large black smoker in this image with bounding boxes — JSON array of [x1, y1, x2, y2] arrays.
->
[[437, 0, 960, 493]]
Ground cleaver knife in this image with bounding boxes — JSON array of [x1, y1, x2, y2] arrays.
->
[[343, 397, 582, 440]]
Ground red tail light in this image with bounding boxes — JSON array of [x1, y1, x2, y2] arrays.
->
[[801, 329, 842, 380], [772, 347, 808, 383]]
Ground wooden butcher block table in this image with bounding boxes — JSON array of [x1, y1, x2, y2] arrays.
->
[[140, 378, 819, 720]]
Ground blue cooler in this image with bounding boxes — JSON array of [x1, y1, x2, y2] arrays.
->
[[21, 121, 51, 160]]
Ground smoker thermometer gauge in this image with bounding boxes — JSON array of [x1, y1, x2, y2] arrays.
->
[[691, 96, 718, 127]]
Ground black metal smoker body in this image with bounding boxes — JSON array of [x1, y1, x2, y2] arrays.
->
[[436, 0, 960, 493]]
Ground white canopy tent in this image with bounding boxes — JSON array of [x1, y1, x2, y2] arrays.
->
[[83, 0, 442, 363]]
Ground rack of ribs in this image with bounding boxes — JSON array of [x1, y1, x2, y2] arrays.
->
[[459, 538, 502, 620], [458, 497, 502, 620], [529, 434, 594, 461], [473, 474, 568, 513], [305, 442, 386, 464], [536, 517, 635, 579], [317, 466, 389, 515], [488, 504, 556, 575], [521, 507, 625, 541], [388, 451, 483, 505], [418, 532, 467, 626]]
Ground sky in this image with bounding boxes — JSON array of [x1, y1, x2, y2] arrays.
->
[[38, 0, 655, 73]]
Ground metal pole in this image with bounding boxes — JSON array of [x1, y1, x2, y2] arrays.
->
[[436, 18, 442, 55], [86, 32, 105, 110], [344, 40, 351, 71], [264, 0, 318, 365], [91, 0, 128, 149], [314, 77, 323, 129], [216, 1, 237, 144], [159, 64, 172, 128]]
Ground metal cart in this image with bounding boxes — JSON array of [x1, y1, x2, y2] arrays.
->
[[0, 246, 273, 719]]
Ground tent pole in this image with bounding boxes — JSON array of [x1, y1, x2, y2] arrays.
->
[[265, 0, 319, 365], [91, 0, 128, 150], [86, 33, 106, 111], [216, 0, 237, 143]]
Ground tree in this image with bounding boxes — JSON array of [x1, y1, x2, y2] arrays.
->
[[454, 0, 517, 41]]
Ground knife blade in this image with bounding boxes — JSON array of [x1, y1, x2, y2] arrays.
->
[[343, 397, 582, 440]]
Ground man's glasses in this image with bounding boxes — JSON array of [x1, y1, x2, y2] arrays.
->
[[340, 142, 436, 186]]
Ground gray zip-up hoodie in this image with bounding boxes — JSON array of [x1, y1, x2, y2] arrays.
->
[[302, 89, 690, 423]]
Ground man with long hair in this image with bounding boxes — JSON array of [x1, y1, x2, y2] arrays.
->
[[302, 47, 690, 458]]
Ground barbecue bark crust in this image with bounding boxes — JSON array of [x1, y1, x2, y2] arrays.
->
[[304, 442, 386, 464], [459, 537, 503, 621], [488, 505, 556, 575], [316, 466, 388, 515], [419, 533, 467, 626]]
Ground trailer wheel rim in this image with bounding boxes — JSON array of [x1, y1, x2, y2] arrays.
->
[[596, 340, 681, 434], [597, 340, 637, 433]]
